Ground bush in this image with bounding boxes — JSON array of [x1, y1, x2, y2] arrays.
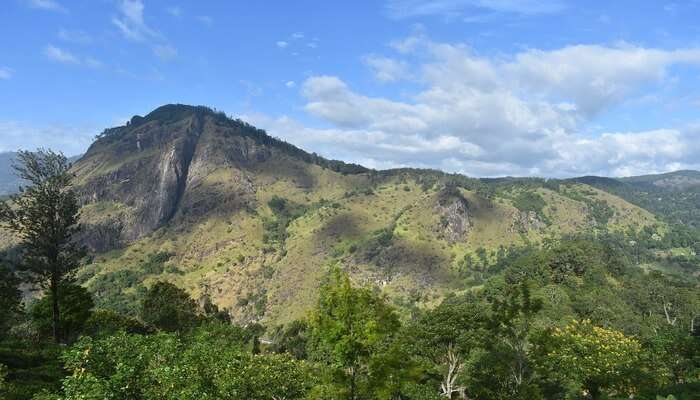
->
[[29, 283, 94, 343], [140, 281, 199, 332], [83, 310, 150, 337], [56, 331, 314, 399]]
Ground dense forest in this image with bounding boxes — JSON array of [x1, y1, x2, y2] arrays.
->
[[1, 151, 699, 400]]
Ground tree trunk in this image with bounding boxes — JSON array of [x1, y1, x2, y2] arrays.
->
[[349, 365, 356, 400], [51, 272, 60, 344]]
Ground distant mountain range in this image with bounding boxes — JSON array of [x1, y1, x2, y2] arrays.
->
[[1, 104, 698, 324]]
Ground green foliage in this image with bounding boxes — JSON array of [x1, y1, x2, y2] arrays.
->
[[0, 362, 7, 390], [534, 320, 643, 398], [309, 265, 407, 399], [86, 252, 176, 315], [139, 281, 199, 332], [0, 262, 21, 339], [0, 340, 65, 400], [512, 191, 547, 219], [82, 310, 149, 337], [141, 251, 173, 274], [270, 319, 309, 360], [0, 149, 85, 343], [560, 186, 615, 226], [29, 283, 94, 343], [56, 328, 314, 400], [263, 196, 307, 248]]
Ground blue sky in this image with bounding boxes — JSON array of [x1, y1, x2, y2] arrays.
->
[[2, 0, 700, 177]]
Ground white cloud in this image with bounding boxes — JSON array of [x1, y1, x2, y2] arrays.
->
[[44, 45, 102, 68], [26, 0, 65, 12], [285, 81, 296, 88], [287, 36, 700, 177], [58, 29, 93, 44], [0, 120, 97, 155], [385, 0, 567, 19], [277, 41, 289, 48], [44, 45, 79, 64], [0, 67, 12, 80], [364, 55, 411, 82], [291, 32, 304, 40], [153, 44, 178, 61], [112, 0, 156, 41]]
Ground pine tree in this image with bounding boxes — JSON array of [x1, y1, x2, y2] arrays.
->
[[0, 149, 84, 343]]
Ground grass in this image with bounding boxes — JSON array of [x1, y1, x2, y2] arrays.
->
[[45, 156, 667, 328]]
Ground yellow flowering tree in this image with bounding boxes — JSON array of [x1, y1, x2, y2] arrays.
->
[[534, 319, 642, 399]]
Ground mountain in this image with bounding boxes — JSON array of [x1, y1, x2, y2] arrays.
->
[[575, 171, 700, 228], [0, 152, 82, 197], [0, 105, 670, 324]]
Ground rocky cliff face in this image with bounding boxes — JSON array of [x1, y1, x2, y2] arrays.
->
[[72, 105, 303, 251], [435, 187, 471, 243]]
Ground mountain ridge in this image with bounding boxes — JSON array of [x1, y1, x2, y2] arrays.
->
[[0, 104, 691, 325]]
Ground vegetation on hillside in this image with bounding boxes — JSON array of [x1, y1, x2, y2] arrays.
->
[[2, 140, 700, 399]]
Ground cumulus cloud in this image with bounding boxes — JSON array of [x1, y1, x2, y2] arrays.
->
[[364, 55, 411, 82], [285, 81, 296, 88], [277, 41, 289, 48], [282, 36, 700, 177]]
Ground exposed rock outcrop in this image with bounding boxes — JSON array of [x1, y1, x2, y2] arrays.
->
[[510, 210, 545, 233], [435, 188, 471, 243]]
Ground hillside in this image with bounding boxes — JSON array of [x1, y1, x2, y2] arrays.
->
[[575, 171, 700, 228], [0, 105, 668, 325]]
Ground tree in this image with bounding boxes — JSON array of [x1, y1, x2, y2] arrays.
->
[[309, 265, 402, 400], [534, 320, 643, 399], [140, 281, 199, 332], [408, 294, 489, 399], [0, 261, 21, 338], [0, 149, 84, 343], [56, 330, 314, 400], [83, 309, 149, 337], [480, 281, 543, 399], [270, 319, 309, 360], [29, 282, 94, 343]]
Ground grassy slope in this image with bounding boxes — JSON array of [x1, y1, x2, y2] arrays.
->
[[72, 158, 664, 326]]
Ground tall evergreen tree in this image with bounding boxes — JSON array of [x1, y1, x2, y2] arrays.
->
[[0, 149, 83, 343]]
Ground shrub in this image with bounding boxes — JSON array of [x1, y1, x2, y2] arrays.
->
[[83, 309, 149, 337], [140, 281, 199, 332], [29, 283, 94, 343]]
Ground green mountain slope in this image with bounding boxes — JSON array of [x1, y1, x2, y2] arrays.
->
[[575, 171, 700, 228], [0, 105, 671, 325]]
